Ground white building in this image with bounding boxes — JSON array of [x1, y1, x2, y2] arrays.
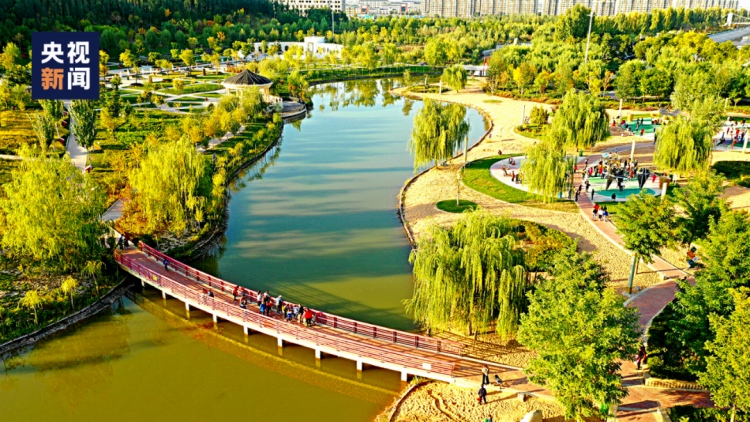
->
[[283, 0, 346, 14], [240, 37, 343, 61]]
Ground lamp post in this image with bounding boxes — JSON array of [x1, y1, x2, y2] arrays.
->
[[584, 10, 595, 64]]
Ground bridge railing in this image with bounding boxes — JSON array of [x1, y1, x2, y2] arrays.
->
[[116, 251, 456, 377], [138, 242, 462, 356]]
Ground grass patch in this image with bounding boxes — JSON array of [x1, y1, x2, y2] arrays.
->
[[463, 155, 579, 213], [514, 124, 548, 141], [0, 110, 70, 155], [483, 99, 502, 104], [436, 199, 478, 213], [669, 406, 749, 422], [712, 161, 750, 188]]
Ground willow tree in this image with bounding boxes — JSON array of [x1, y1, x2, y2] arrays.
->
[[521, 129, 570, 202], [0, 147, 106, 272], [549, 90, 609, 150], [406, 210, 528, 339], [523, 91, 607, 201], [441, 64, 467, 93], [408, 99, 469, 171], [654, 117, 713, 176], [123, 137, 211, 236]]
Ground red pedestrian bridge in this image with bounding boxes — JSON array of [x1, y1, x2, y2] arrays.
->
[[115, 243, 499, 384]]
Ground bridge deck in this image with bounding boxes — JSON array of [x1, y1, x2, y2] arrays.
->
[[115, 245, 539, 390]]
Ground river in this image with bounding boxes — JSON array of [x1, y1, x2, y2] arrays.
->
[[0, 79, 488, 421]]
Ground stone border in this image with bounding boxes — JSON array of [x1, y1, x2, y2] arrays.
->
[[395, 90, 495, 247], [0, 278, 131, 357], [643, 372, 706, 392]]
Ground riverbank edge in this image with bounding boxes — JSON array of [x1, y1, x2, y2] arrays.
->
[[308, 70, 441, 89], [167, 122, 286, 261], [0, 277, 132, 357], [392, 87, 495, 247], [172, 75, 440, 259]]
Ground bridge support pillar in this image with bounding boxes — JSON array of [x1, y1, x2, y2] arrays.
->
[[185, 302, 190, 311], [401, 371, 409, 382], [315, 349, 321, 360], [161, 290, 166, 299], [141, 280, 145, 287], [277, 337, 284, 347], [356, 360, 363, 371], [243, 326, 249, 336], [212, 314, 218, 324]]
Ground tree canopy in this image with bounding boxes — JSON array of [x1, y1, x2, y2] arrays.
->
[[408, 99, 469, 171], [654, 117, 713, 176], [549, 90, 609, 150], [518, 251, 641, 422], [0, 149, 106, 272], [699, 288, 750, 422]]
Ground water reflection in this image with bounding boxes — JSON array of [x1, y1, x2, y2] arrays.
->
[[0, 290, 401, 422], [194, 78, 488, 331]]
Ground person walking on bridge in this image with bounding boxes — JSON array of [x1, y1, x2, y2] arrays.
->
[[163, 258, 169, 271]]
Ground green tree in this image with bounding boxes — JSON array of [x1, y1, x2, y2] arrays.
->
[[39, 99, 64, 138], [616, 191, 678, 293], [518, 254, 641, 422], [671, 66, 718, 113], [406, 210, 528, 338], [408, 99, 469, 170], [673, 171, 727, 244], [521, 130, 569, 202], [19, 290, 43, 325], [674, 210, 750, 374], [614, 60, 644, 101], [639, 67, 672, 99], [549, 90, 608, 150], [699, 288, 750, 422], [0, 150, 105, 271], [31, 113, 56, 151], [123, 137, 211, 236], [60, 276, 78, 310], [286, 70, 309, 102], [441, 64, 467, 93], [529, 106, 549, 126], [654, 117, 713, 176], [512, 62, 536, 95], [119, 49, 137, 68], [69, 100, 99, 164], [424, 39, 447, 66], [82, 260, 104, 295], [180, 49, 196, 67], [0, 42, 21, 72]]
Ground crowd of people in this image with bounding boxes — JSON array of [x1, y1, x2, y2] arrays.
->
[[717, 125, 748, 149]]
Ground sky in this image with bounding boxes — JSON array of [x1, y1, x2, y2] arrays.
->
[[738, 0, 749, 11]]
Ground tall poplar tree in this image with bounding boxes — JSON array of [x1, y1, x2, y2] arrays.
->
[[69, 100, 99, 164]]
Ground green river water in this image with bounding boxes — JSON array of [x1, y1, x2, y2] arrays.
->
[[0, 79, 487, 422]]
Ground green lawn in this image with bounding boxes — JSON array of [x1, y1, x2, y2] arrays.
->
[[712, 161, 750, 188], [436, 199, 478, 213], [514, 124, 547, 141], [463, 155, 579, 213]]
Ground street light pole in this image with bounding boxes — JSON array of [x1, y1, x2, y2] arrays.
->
[[331, 6, 335, 36], [584, 10, 594, 64]]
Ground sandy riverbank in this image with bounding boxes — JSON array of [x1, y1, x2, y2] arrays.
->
[[396, 83, 662, 294]]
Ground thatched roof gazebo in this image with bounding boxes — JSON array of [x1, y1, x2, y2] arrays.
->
[[222, 69, 272, 92]]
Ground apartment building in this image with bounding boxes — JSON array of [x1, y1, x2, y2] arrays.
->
[[284, 0, 345, 14]]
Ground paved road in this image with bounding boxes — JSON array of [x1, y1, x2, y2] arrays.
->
[[708, 26, 750, 43]]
